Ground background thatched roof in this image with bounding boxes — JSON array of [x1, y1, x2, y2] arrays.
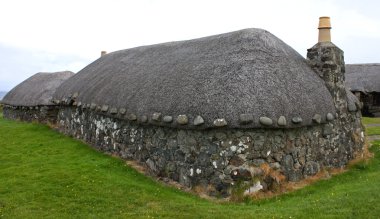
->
[[54, 28, 335, 129], [345, 64, 380, 93], [3, 71, 74, 106]]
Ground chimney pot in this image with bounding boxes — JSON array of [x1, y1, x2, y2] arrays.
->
[[318, 16, 331, 29], [101, 51, 107, 57], [318, 16, 331, 43]]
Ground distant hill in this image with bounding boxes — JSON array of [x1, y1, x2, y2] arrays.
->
[[0, 91, 8, 101]]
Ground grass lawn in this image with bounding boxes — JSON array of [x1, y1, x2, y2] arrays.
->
[[363, 117, 380, 136], [362, 117, 380, 125], [366, 127, 380, 136], [0, 116, 380, 218]]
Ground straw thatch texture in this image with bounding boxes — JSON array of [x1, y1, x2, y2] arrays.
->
[[346, 64, 380, 93], [54, 29, 335, 128], [3, 71, 74, 106]]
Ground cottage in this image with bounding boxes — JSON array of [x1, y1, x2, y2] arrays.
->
[[345, 64, 380, 116], [49, 17, 364, 196], [2, 71, 74, 123]]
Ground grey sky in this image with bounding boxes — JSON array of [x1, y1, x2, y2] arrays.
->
[[0, 0, 379, 91]]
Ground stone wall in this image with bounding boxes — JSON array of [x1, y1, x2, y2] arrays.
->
[[57, 105, 364, 197], [3, 105, 59, 124]]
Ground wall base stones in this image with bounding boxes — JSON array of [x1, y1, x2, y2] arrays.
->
[[3, 105, 59, 124], [57, 106, 365, 197]]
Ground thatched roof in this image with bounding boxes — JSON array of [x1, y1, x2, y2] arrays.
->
[[54, 28, 335, 129], [346, 88, 360, 112], [345, 64, 380, 93], [3, 71, 74, 106]]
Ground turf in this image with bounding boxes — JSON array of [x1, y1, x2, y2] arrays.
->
[[363, 117, 380, 136], [362, 117, 380, 125], [366, 127, 380, 136], [0, 116, 380, 218]]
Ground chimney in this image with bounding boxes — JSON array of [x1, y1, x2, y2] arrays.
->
[[307, 16, 347, 115], [101, 51, 107, 57], [318, 16, 331, 42]]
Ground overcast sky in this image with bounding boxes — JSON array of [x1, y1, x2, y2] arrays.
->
[[0, 0, 379, 91]]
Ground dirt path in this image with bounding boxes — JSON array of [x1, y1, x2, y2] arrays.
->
[[365, 124, 380, 127]]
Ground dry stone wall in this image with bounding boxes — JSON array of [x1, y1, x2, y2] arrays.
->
[[3, 105, 59, 124], [57, 105, 364, 197]]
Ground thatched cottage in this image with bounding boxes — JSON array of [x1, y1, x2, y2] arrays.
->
[[2, 17, 365, 197], [345, 64, 380, 116], [46, 17, 364, 196], [2, 71, 74, 123]]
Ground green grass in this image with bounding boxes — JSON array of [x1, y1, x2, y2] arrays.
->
[[1, 117, 380, 218], [366, 127, 380, 136], [363, 117, 380, 136], [362, 117, 380, 125]]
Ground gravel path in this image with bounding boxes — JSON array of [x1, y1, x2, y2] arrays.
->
[[365, 124, 380, 127], [367, 135, 380, 142]]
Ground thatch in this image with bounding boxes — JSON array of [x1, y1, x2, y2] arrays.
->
[[54, 28, 335, 129], [345, 64, 380, 93], [346, 88, 360, 112], [3, 71, 74, 106]]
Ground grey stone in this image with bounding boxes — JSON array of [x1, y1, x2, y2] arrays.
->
[[326, 113, 334, 121], [77, 102, 82, 107], [277, 116, 287, 126], [291, 117, 302, 124], [127, 113, 137, 121], [355, 101, 362, 110], [140, 115, 148, 123], [251, 159, 265, 167], [303, 161, 320, 176], [193, 115, 204, 126], [282, 155, 294, 170], [294, 162, 301, 169], [273, 152, 283, 162], [259, 117, 273, 126], [253, 134, 265, 150], [163, 116, 173, 123], [110, 107, 118, 114], [215, 132, 227, 140], [101, 105, 109, 112], [72, 92, 79, 99], [234, 131, 244, 138], [312, 114, 322, 124], [119, 108, 126, 115], [213, 118, 227, 127], [152, 112, 162, 121], [72, 101, 78, 106], [229, 155, 244, 166], [323, 124, 334, 137], [270, 162, 281, 170], [90, 103, 96, 110], [239, 114, 253, 124], [146, 159, 158, 173], [348, 103, 357, 112], [176, 115, 188, 125]]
